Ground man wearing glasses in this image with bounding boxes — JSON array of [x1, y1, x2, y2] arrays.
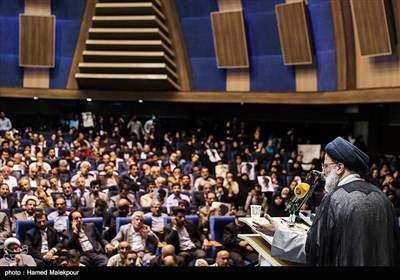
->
[[254, 136, 400, 266]]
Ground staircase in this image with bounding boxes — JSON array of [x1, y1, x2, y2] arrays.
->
[[75, 0, 179, 91]]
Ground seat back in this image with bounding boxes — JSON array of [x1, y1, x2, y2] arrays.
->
[[0, 208, 11, 216], [45, 207, 57, 215], [12, 208, 43, 216], [209, 216, 235, 258], [78, 207, 94, 214], [115, 217, 131, 233], [164, 215, 199, 226], [82, 217, 103, 235], [136, 191, 148, 206]]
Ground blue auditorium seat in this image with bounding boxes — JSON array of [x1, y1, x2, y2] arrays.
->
[[209, 216, 235, 258], [164, 215, 199, 226], [82, 217, 103, 235]]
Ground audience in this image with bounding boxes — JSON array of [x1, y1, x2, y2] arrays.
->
[[0, 115, 398, 267]]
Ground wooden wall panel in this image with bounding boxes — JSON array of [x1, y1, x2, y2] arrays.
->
[[217, 0, 249, 92], [392, 0, 400, 45], [275, 1, 313, 65], [330, 0, 356, 90], [350, 0, 395, 57], [19, 15, 55, 67], [211, 10, 249, 68], [352, 0, 400, 88]]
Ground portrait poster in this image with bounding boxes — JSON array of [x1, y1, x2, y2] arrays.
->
[[215, 164, 229, 178], [240, 162, 255, 180], [82, 112, 94, 128], [206, 148, 221, 163], [211, 202, 231, 216], [297, 144, 321, 171], [257, 176, 274, 192]]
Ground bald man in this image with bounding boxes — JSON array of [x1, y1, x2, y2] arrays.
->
[[148, 244, 186, 267]]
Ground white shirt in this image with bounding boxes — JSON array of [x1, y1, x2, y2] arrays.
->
[[0, 117, 12, 131], [2, 176, 18, 188], [128, 225, 146, 252], [78, 229, 94, 252], [40, 229, 49, 254], [176, 226, 196, 251], [0, 197, 8, 209]]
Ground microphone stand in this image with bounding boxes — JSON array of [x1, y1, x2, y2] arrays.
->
[[287, 171, 320, 227]]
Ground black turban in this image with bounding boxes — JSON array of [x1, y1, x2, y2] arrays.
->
[[325, 137, 369, 174]]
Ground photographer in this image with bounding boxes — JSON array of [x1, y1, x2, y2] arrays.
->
[[0, 237, 36, 266]]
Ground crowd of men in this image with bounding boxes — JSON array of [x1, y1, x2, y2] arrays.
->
[[0, 112, 399, 266]]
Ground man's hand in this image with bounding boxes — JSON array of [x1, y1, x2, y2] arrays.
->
[[202, 239, 211, 250], [14, 254, 22, 265], [105, 244, 115, 253], [141, 224, 151, 235], [252, 214, 280, 236], [72, 220, 79, 234], [171, 216, 178, 228], [43, 249, 55, 262]]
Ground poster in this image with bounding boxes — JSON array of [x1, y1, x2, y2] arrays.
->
[[215, 163, 229, 178], [257, 176, 275, 192], [206, 148, 221, 163], [211, 202, 231, 216], [297, 144, 321, 171], [241, 162, 255, 180], [82, 112, 94, 128]]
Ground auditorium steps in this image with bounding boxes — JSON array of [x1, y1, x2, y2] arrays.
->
[[75, 0, 179, 91], [85, 40, 173, 56], [75, 73, 179, 91], [91, 15, 168, 31], [78, 62, 177, 80]]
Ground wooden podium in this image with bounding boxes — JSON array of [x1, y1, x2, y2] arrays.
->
[[238, 217, 308, 266]]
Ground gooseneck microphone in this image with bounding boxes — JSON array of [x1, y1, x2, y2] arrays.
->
[[285, 182, 309, 211], [285, 170, 322, 215], [294, 182, 310, 199]]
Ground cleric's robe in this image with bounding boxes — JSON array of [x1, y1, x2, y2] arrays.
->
[[306, 180, 400, 266]]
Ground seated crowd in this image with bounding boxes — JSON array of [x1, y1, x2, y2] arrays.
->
[[0, 116, 399, 266]]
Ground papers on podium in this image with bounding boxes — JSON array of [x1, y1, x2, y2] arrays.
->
[[238, 217, 308, 266], [238, 217, 273, 244]]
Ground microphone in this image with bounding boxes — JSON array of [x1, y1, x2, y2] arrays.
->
[[307, 169, 325, 184], [285, 182, 310, 211], [309, 170, 322, 177], [294, 182, 310, 199]]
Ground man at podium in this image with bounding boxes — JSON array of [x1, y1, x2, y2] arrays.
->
[[253, 136, 400, 266]]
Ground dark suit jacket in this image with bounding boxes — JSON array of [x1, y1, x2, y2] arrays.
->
[[121, 173, 145, 192], [164, 220, 205, 254], [193, 192, 206, 208], [62, 194, 81, 209], [63, 223, 109, 254], [3, 195, 18, 211], [82, 210, 111, 228], [25, 225, 64, 260], [99, 175, 123, 191], [221, 221, 253, 253]]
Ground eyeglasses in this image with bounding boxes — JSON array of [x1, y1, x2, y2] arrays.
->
[[321, 162, 336, 169]]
